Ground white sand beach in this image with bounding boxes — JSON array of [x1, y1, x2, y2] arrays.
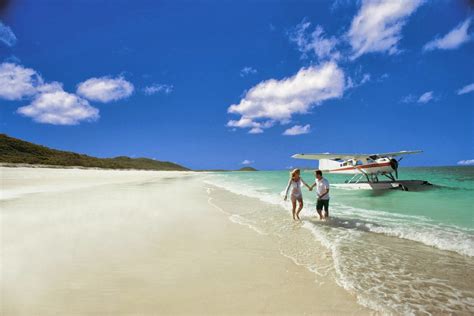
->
[[0, 167, 370, 315]]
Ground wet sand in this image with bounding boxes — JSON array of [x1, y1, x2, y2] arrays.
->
[[1, 167, 370, 315]]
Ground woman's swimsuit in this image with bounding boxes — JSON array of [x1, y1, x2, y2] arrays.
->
[[285, 178, 302, 201]]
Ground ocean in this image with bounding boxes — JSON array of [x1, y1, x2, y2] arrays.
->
[[204, 166, 474, 314]]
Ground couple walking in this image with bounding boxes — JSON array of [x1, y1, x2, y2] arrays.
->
[[284, 168, 330, 221]]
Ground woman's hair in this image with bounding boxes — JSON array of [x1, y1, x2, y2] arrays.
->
[[290, 168, 300, 179]]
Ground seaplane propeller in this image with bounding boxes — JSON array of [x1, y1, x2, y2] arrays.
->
[[390, 158, 399, 179]]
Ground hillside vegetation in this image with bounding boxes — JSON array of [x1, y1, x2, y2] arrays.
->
[[0, 134, 189, 171]]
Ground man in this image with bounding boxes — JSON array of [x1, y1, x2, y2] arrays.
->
[[310, 170, 330, 220]]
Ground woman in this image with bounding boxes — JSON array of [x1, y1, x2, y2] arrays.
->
[[284, 168, 311, 220]]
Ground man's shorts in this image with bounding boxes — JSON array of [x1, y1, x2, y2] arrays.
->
[[316, 199, 329, 213]]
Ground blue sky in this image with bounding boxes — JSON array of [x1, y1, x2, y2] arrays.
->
[[0, 0, 473, 170]]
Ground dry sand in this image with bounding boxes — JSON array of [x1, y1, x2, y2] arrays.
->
[[1, 167, 371, 315]]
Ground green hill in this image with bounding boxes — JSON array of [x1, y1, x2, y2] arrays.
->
[[0, 134, 189, 171], [238, 166, 258, 171]]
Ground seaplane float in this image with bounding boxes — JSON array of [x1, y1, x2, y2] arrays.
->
[[292, 150, 432, 191]]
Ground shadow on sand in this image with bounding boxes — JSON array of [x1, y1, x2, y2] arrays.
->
[[304, 216, 382, 233]]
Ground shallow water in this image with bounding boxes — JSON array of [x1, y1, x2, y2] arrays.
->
[[204, 167, 474, 314]]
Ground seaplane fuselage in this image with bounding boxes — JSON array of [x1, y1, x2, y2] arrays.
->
[[323, 157, 394, 175]]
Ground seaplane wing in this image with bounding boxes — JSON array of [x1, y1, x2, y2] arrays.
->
[[292, 150, 422, 161], [292, 153, 366, 160], [372, 150, 423, 157]]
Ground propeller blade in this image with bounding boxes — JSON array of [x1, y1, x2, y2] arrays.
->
[[390, 158, 399, 179]]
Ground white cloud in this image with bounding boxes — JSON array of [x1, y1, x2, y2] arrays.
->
[[283, 124, 311, 136], [143, 83, 173, 95], [331, 0, 356, 11], [348, 0, 425, 59], [0, 63, 140, 125], [77, 76, 134, 102], [457, 83, 474, 95], [0, 63, 43, 100], [458, 159, 474, 166], [401, 94, 416, 103], [36, 81, 63, 93], [424, 18, 472, 51], [347, 73, 371, 89], [417, 91, 434, 103], [0, 21, 17, 47], [289, 20, 340, 60], [249, 127, 263, 134], [227, 117, 273, 134], [227, 62, 345, 133], [401, 91, 435, 104], [0, 62, 99, 125], [311, 27, 341, 60], [289, 19, 311, 56], [360, 73, 371, 84], [240, 66, 257, 77], [241, 159, 254, 165], [17, 88, 99, 125]]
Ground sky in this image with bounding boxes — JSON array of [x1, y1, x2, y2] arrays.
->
[[0, 0, 473, 170]]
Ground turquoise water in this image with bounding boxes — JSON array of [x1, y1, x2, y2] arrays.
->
[[205, 166, 474, 314], [210, 166, 474, 230]]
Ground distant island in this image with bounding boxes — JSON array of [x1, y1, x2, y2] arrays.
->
[[238, 166, 258, 171], [0, 134, 189, 171]]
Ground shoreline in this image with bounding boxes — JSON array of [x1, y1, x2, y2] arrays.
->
[[1, 167, 371, 315]]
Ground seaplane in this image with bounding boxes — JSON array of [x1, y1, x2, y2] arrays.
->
[[292, 150, 431, 191]]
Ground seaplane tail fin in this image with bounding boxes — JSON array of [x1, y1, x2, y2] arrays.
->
[[318, 159, 340, 171]]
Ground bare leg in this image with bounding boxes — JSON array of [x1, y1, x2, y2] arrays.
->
[[291, 199, 297, 220], [324, 205, 329, 219], [316, 209, 323, 220], [296, 199, 303, 220]]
